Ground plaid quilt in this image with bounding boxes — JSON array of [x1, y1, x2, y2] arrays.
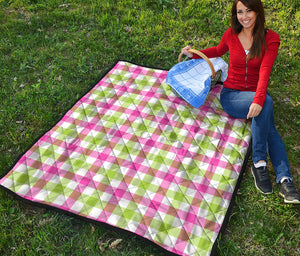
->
[[0, 61, 251, 256]]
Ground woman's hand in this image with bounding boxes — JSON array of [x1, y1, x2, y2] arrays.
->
[[247, 103, 262, 119], [181, 45, 193, 58]]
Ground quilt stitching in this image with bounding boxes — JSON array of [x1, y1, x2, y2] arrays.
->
[[0, 61, 251, 256]]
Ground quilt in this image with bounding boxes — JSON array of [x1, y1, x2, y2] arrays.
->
[[0, 61, 252, 256]]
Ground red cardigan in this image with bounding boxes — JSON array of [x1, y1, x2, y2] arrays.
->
[[192, 27, 280, 107]]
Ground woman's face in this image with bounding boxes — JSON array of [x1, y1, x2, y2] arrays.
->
[[236, 1, 257, 30]]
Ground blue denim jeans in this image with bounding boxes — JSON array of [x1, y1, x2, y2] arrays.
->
[[220, 87, 292, 183]]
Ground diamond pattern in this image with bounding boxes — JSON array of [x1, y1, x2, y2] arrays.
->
[[0, 61, 251, 256]]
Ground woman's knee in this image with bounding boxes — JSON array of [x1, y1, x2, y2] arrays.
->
[[265, 94, 273, 105], [255, 95, 274, 121], [262, 95, 274, 112]]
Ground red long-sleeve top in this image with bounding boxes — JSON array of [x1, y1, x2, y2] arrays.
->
[[192, 27, 280, 107]]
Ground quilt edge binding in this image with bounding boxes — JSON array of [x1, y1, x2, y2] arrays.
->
[[210, 138, 252, 256]]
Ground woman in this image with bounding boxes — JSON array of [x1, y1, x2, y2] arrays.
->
[[181, 0, 300, 204]]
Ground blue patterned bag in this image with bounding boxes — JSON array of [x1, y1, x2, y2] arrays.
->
[[167, 50, 228, 108]]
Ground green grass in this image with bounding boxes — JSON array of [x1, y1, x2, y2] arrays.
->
[[0, 0, 299, 255]]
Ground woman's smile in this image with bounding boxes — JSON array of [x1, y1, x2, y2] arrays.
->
[[236, 1, 257, 30]]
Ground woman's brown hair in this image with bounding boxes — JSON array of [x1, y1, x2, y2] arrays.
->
[[231, 0, 266, 59]]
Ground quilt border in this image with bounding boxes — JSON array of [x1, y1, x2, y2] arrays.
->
[[210, 140, 252, 256]]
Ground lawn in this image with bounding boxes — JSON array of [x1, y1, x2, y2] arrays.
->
[[0, 0, 299, 255]]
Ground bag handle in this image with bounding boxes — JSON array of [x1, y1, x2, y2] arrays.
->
[[178, 49, 216, 78]]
